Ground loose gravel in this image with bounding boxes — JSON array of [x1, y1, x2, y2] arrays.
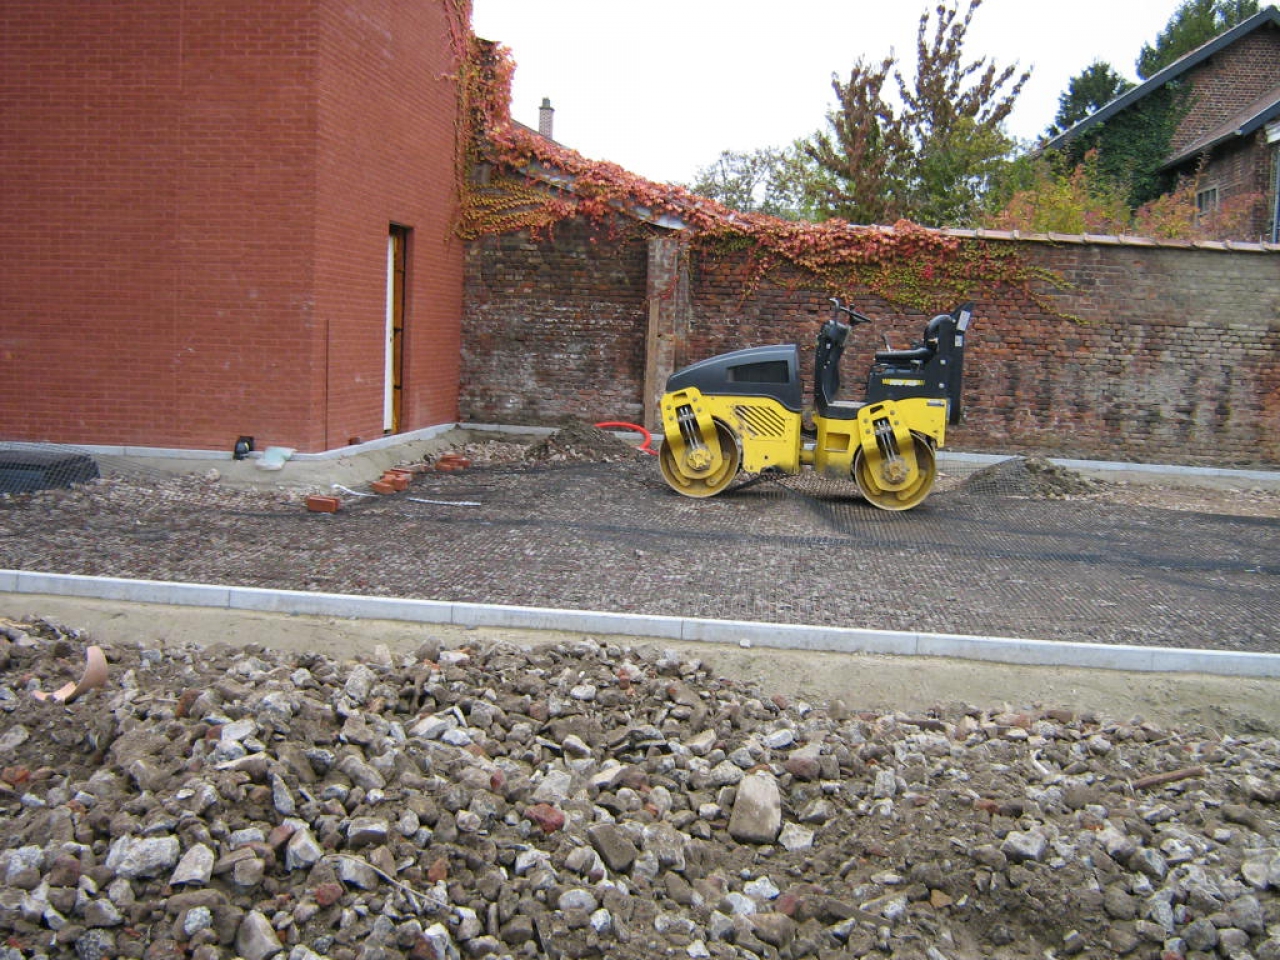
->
[[3, 614, 1280, 960]]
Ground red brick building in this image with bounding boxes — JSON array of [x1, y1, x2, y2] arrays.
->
[[1047, 6, 1280, 242], [0, 1, 468, 454]]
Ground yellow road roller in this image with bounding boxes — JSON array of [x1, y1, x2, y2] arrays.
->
[[658, 298, 973, 510]]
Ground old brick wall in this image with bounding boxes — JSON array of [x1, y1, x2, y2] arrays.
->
[[1198, 134, 1275, 240], [960, 241, 1280, 466], [1170, 26, 1280, 157], [1173, 24, 1280, 239], [463, 228, 1280, 467], [462, 220, 650, 425], [0, 1, 464, 453]]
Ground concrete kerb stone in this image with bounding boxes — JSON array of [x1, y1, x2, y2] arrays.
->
[[228, 586, 456, 625], [4, 570, 1279, 679], [936, 451, 1280, 489], [9, 572, 233, 608], [450, 601, 686, 640]]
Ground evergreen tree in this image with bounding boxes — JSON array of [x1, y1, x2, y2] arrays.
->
[[1136, 0, 1259, 78], [1048, 61, 1134, 136]]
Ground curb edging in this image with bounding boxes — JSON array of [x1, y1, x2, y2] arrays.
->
[[4, 570, 1278, 679]]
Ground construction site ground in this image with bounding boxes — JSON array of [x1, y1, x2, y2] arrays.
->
[[4, 426, 1280, 960], [1, 424, 1278, 729]]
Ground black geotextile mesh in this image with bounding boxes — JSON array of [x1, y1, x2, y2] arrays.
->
[[375, 456, 1279, 651], [0, 442, 170, 496], [3, 446, 1276, 652], [0, 443, 102, 495]]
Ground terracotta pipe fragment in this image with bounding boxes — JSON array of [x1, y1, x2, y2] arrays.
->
[[32, 644, 108, 704]]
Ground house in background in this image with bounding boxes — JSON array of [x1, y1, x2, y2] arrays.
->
[[1046, 5, 1280, 242], [0, 1, 468, 455]]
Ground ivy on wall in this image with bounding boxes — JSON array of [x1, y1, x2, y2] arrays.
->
[[1058, 83, 1191, 208], [456, 35, 1064, 314]]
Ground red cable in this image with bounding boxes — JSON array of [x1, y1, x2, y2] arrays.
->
[[594, 421, 655, 455]]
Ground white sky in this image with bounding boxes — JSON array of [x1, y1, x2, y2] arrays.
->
[[470, 0, 1185, 185]]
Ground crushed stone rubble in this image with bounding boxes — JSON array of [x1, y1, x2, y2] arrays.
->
[[1, 618, 1278, 960]]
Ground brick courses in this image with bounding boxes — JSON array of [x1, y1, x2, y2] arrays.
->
[[463, 228, 1280, 467], [462, 219, 650, 426], [1169, 28, 1280, 156], [0, 1, 464, 453], [1165, 24, 1280, 240]]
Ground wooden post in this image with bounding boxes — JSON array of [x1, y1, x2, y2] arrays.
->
[[644, 235, 688, 430]]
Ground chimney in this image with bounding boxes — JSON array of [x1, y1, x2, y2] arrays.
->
[[538, 97, 554, 140]]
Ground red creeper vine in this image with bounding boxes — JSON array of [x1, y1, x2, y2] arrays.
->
[[454, 30, 1065, 314]]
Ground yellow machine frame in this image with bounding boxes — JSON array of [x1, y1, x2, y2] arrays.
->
[[658, 299, 972, 510], [659, 388, 950, 510]]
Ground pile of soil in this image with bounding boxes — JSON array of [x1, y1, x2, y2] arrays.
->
[[523, 421, 648, 464], [957, 457, 1103, 500], [2, 617, 1280, 960]]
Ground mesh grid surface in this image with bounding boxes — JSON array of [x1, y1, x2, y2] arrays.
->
[[2, 449, 1276, 653]]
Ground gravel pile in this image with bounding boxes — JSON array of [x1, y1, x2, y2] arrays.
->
[[522, 423, 644, 464], [955, 458, 1103, 500], [2, 617, 1279, 960]]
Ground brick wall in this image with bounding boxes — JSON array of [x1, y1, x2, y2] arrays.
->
[[0, 1, 464, 453], [314, 0, 465, 448], [1198, 134, 1274, 239], [1170, 27, 1280, 157], [462, 220, 650, 425], [463, 228, 1280, 467], [1171, 24, 1280, 239]]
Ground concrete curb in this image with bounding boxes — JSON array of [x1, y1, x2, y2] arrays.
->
[[935, 451, 1280, 488], [4, 570, 1278, 679]]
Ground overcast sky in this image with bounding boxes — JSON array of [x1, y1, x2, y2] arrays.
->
[[470, 0, 1185, 185]]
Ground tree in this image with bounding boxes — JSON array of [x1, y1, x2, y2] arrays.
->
[[1045, 0, 1257, 209], [802, 54, 909, 224], [1136, 0, 1259, 78], [984, 151, 1131, 234], [1053, 79, 1189, 208], [802, 0, 1029, 227], [687, 145, 816, 220], [1048, 61, 1133, 136]]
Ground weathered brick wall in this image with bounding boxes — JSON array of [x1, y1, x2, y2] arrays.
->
[[1175, 25, 1280, 239], [462, 220, 650, 425], [1198, 134, 1275, 240], [963, 241, 1280, 466], [1171, 27, 1280, 156], [463, 228, 1280, 467]]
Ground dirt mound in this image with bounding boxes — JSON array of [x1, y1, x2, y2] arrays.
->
[[958, 456, 1102, 500], [524, 419, 647, 463], [3, 617, 1280, 960]]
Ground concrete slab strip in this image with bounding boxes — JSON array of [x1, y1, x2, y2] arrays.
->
[[5, 569, 1278, 678]]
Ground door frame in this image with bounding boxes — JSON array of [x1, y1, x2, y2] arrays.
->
[[385, 225, 409, 433]]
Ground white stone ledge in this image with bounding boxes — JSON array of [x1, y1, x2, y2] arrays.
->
[[3, 570, 1278, 678]]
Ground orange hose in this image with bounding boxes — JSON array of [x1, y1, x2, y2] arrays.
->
[[594, 421, 656, 455]]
